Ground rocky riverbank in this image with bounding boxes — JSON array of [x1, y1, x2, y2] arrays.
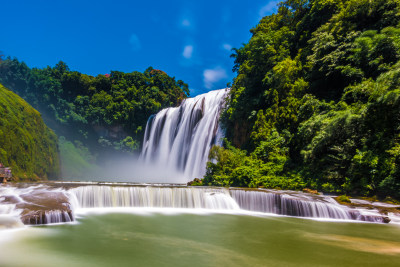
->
[[335, 196, 400, 224]]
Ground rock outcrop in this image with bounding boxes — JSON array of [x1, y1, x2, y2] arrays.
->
[[0, 185, 74, 225]]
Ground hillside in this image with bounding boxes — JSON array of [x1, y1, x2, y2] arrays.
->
[[205, 0, 400, 199], [0, 83, 60, 180], [0, 61, 189, 155], [0, 60, 189, 178]]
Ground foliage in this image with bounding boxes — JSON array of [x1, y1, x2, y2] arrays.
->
[[207, 0, 400, 198], [204, 136, 305, 190], [0, 59, 189, 175], [0, 83, 60, 180]]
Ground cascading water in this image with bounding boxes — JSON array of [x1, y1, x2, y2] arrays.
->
[[0, 183, 394, 226], [230, 189, 386, 222], [69, 186, 239, 210], [231, 189, 350, 218], [140, 88, 228, 182], [0, 185, 74, 226]]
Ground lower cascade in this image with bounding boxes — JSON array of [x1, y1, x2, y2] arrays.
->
[[69, 186, 239, 210], [0, 183, 393, 226], [230, 189, 386, 223], [140, 88, 228, 181]]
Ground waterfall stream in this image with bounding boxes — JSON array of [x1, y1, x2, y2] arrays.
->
[[69, 186, 239, 210], [0, 184, 393, 226], [140, 88, 228, 181], [0, 89, 393, 225]]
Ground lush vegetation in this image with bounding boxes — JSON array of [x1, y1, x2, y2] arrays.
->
[[205, 0, 400, 199], [0, 59, 189, 176], [1, 0, 399, 198], [0, 83, 60, 180]]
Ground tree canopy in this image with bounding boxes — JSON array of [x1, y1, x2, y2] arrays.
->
[[0, 59, 189, 151], [0, 59, 189, 177], [206, 0, 400, 198]]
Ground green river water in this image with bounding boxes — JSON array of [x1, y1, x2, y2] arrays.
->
[[1, 211, 400, 267]]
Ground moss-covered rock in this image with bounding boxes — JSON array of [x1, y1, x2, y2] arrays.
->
[[187, 178, 204, 186], [0, 83, 60, 180], [336, 195, 351, 204]]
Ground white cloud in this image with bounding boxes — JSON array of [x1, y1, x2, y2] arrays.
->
[[203, 67, 228, 89], [259, 1, 280, 18], [129, 34, 141, 51], [182, 45, 193, 59], [222, 43, 232, 51]]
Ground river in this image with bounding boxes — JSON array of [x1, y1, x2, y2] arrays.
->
[[1, 183, 400, 266], [1, 209, 400, 267]]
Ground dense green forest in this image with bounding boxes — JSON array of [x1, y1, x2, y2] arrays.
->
[[0, 58, 189, 177], [204, 0, 400, 198], [0, 83, 60, 180], [1, 0, 399, 198]]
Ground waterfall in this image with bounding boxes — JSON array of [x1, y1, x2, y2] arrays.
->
[[64, 186, 391, 223], [140, 88, 228, 181], [23, 210, 74, 225], [0, 184, 392, 226], [231, 190, 350, 219], [69, 186, 239, 210], [230, 189, 386, 223]]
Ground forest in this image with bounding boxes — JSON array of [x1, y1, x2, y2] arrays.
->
[[0, 58, 189, 177], [1, 0, 399, 199], [204, 0, 400, 199]]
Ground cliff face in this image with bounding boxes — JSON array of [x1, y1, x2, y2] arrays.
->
[[0, 83, 60, 180]]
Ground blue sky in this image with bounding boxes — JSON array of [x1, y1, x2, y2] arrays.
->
[[1, 0, 279, 96]]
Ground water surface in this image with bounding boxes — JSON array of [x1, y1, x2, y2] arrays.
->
[[1, 211, 400, 266]]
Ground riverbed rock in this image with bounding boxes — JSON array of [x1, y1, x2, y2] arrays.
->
[[383, 216, 391, 223], [20, 209, 73, 225], [302, 188, 319, 195], [16, 190, 74, 225], [187, 178, 203, 186], [1, 195, 20, 204], [348, 210, 391, 223], [0, 186, 74, 225]]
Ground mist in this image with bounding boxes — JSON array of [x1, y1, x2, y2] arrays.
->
[[56, 89, 228, 184], [59, 154, 189, 184]]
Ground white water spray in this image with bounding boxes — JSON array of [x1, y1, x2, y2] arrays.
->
[[140, 88, 228, 182]]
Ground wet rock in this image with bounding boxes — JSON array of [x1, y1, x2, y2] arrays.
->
[[348, 210, 391, 223], [187, 178, 203, 186], [383, 216, 391, 224], [1, 195, 20, 204], [302, 188, 319, 195], [16, 190, 74, 225], [341, 196, 400, 221], [20, 209, 73, 225], [335, 195, 351, 204]]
